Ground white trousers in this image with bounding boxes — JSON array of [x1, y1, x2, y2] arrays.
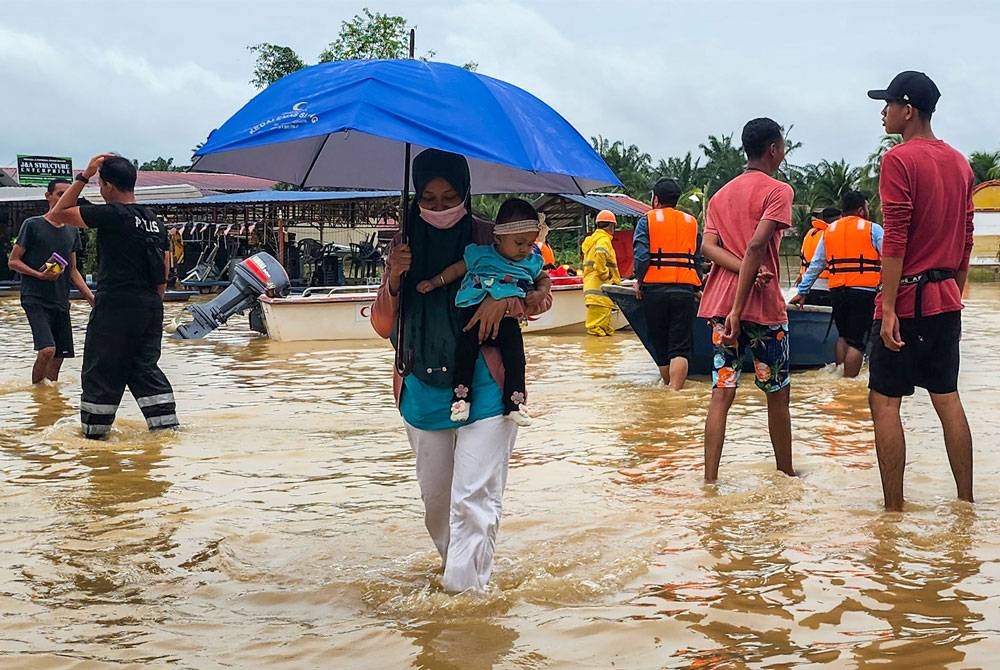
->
[[404, 415, 518, 593]]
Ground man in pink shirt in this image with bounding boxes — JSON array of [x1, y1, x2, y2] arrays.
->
[[866, 71, 975, 511], [699, 117, 794, 483]]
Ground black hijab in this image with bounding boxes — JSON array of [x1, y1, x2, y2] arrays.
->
[[397, 149, 475, 387]]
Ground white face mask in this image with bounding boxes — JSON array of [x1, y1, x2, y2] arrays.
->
[[419, 202, 467, 229]]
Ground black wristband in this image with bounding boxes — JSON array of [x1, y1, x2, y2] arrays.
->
[[74, 174, 89, 184]]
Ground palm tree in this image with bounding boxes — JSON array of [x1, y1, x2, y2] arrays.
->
[[783, 125, 804, 160], [861, 135, 902, 185], [590, 135, 653, 199], [808, 160, 862, 209], [969, 151, 1000, 184], [653, 152, 702, 194], [857, 134, 903, 221], [699, 133, 745, 196]]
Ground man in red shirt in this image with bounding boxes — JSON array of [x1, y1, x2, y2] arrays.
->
[[867, 71, 975, 511], [699, 117, 794, 483]]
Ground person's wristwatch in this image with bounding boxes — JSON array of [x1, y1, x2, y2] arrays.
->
[[74, 174, 89, 184]]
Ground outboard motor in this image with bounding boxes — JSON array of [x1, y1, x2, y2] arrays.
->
[[173, 252, 289, 339]]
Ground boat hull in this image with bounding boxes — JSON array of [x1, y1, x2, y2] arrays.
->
[[257, 282, 626, 342], [602, 284, 838, 374]]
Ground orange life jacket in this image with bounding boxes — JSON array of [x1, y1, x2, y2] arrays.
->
[[642, 208, 700, 285], [798, 220, 829, 282], [824, 215, 881, 289], [539, 242, 556, 268]]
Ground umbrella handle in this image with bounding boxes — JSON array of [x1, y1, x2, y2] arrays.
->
[[394, 140, 414, 377], [394, 342, 414, 376]]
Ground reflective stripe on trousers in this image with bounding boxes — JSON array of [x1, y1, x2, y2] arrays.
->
[[80, 399, 120, 438], [136, 393, 178, 430], [82, 423, 112, 437], [146, 412, 179, 429]]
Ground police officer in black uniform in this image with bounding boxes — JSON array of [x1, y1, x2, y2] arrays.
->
[[49, 154, 179, 438]]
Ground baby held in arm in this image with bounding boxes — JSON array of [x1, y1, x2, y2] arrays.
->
[[417, 201, 545, 426]]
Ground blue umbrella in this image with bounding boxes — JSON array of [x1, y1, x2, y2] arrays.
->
[[193, 58, 620, 376], [191, 59, 620, 194]]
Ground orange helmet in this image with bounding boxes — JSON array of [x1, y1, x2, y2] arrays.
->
[[596, 210, 616, 224]]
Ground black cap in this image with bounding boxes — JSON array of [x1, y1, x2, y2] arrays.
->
[[652, 176, 682, 201], [820, 207, 841, 222], [867, 71, 941, 112]]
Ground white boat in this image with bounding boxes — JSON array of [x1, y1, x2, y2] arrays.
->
[[257, 281, 627, 342]]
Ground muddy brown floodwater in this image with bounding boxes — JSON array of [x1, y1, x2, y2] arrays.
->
[[2, 286, 999, 669]]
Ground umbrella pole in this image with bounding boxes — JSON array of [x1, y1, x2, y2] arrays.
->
[[394, 29, 418, 377], [394, 143, 414, 376]]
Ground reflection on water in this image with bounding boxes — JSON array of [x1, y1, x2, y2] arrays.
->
[[405, 620, 519, 670], [1, 287, 1000, 668]]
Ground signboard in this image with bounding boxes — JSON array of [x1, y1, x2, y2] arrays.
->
[[17, 154, 73, 186]]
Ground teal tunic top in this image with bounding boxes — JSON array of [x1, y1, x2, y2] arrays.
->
[[400, 353, 503, 430], [456, 244, 543, 308]]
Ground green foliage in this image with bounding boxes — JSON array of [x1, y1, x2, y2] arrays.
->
[[590, 135, 652, 199], [857, 134, 902, 222], [80, 229, 98, 275], [654, 152, 701, 194], [138, 156, 189, 172], [807, 160, 863, 208], [697, 133, 745, 196], [969, 151, 1000, 184], [547, 227, 583, 266], [472, 194, 510, 221], [248, 8, 474, 91], [319, 8, 415, 61], [781, 160, 862, 239], [248, 43, 306, 89]]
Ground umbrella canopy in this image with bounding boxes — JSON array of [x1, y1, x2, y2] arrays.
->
[[192, 59, 620, 194]]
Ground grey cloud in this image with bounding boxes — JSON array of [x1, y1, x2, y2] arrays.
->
[[1, 0, 997, 171]]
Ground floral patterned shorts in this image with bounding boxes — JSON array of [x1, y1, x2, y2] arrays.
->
[[709, 319, 790, 393]]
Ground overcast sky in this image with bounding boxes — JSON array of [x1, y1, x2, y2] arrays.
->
[[2, 0, 998, 175]]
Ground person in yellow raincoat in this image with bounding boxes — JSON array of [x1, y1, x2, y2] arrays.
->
[[582, 209, 621, 336]]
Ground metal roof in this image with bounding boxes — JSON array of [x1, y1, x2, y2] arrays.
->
[[1, 167, 276, 192], [134, 171, 277, 192], [0, 184, 203, 204], [533, 192, 651, 229], [145, 189, 400, 205]]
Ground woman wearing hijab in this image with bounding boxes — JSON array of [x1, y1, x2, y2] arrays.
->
[[371, 149, 553, 594]]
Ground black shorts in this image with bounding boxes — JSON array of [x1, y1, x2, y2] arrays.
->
[[641, 287, 695, 365], [22, 301, 75, 357], [869, 310, 961, 397], [831, 288, 876, 352], [804, 288, 832, 307]]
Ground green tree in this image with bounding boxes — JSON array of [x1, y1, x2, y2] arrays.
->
[[653, 152, 702, 193], [248, 8, 472, 90], [969, 151, 1000, 184], [590, 135, 653, 199], [248, 43, 306, 89], [857, 134, 903, 221], [650, 153, 705, 219], [138, 156, 188, 172], [319, 8, 420, 61], [807, 159, 862, 209], [782, 124, 804, 160], [698, 133, 745, 196]]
